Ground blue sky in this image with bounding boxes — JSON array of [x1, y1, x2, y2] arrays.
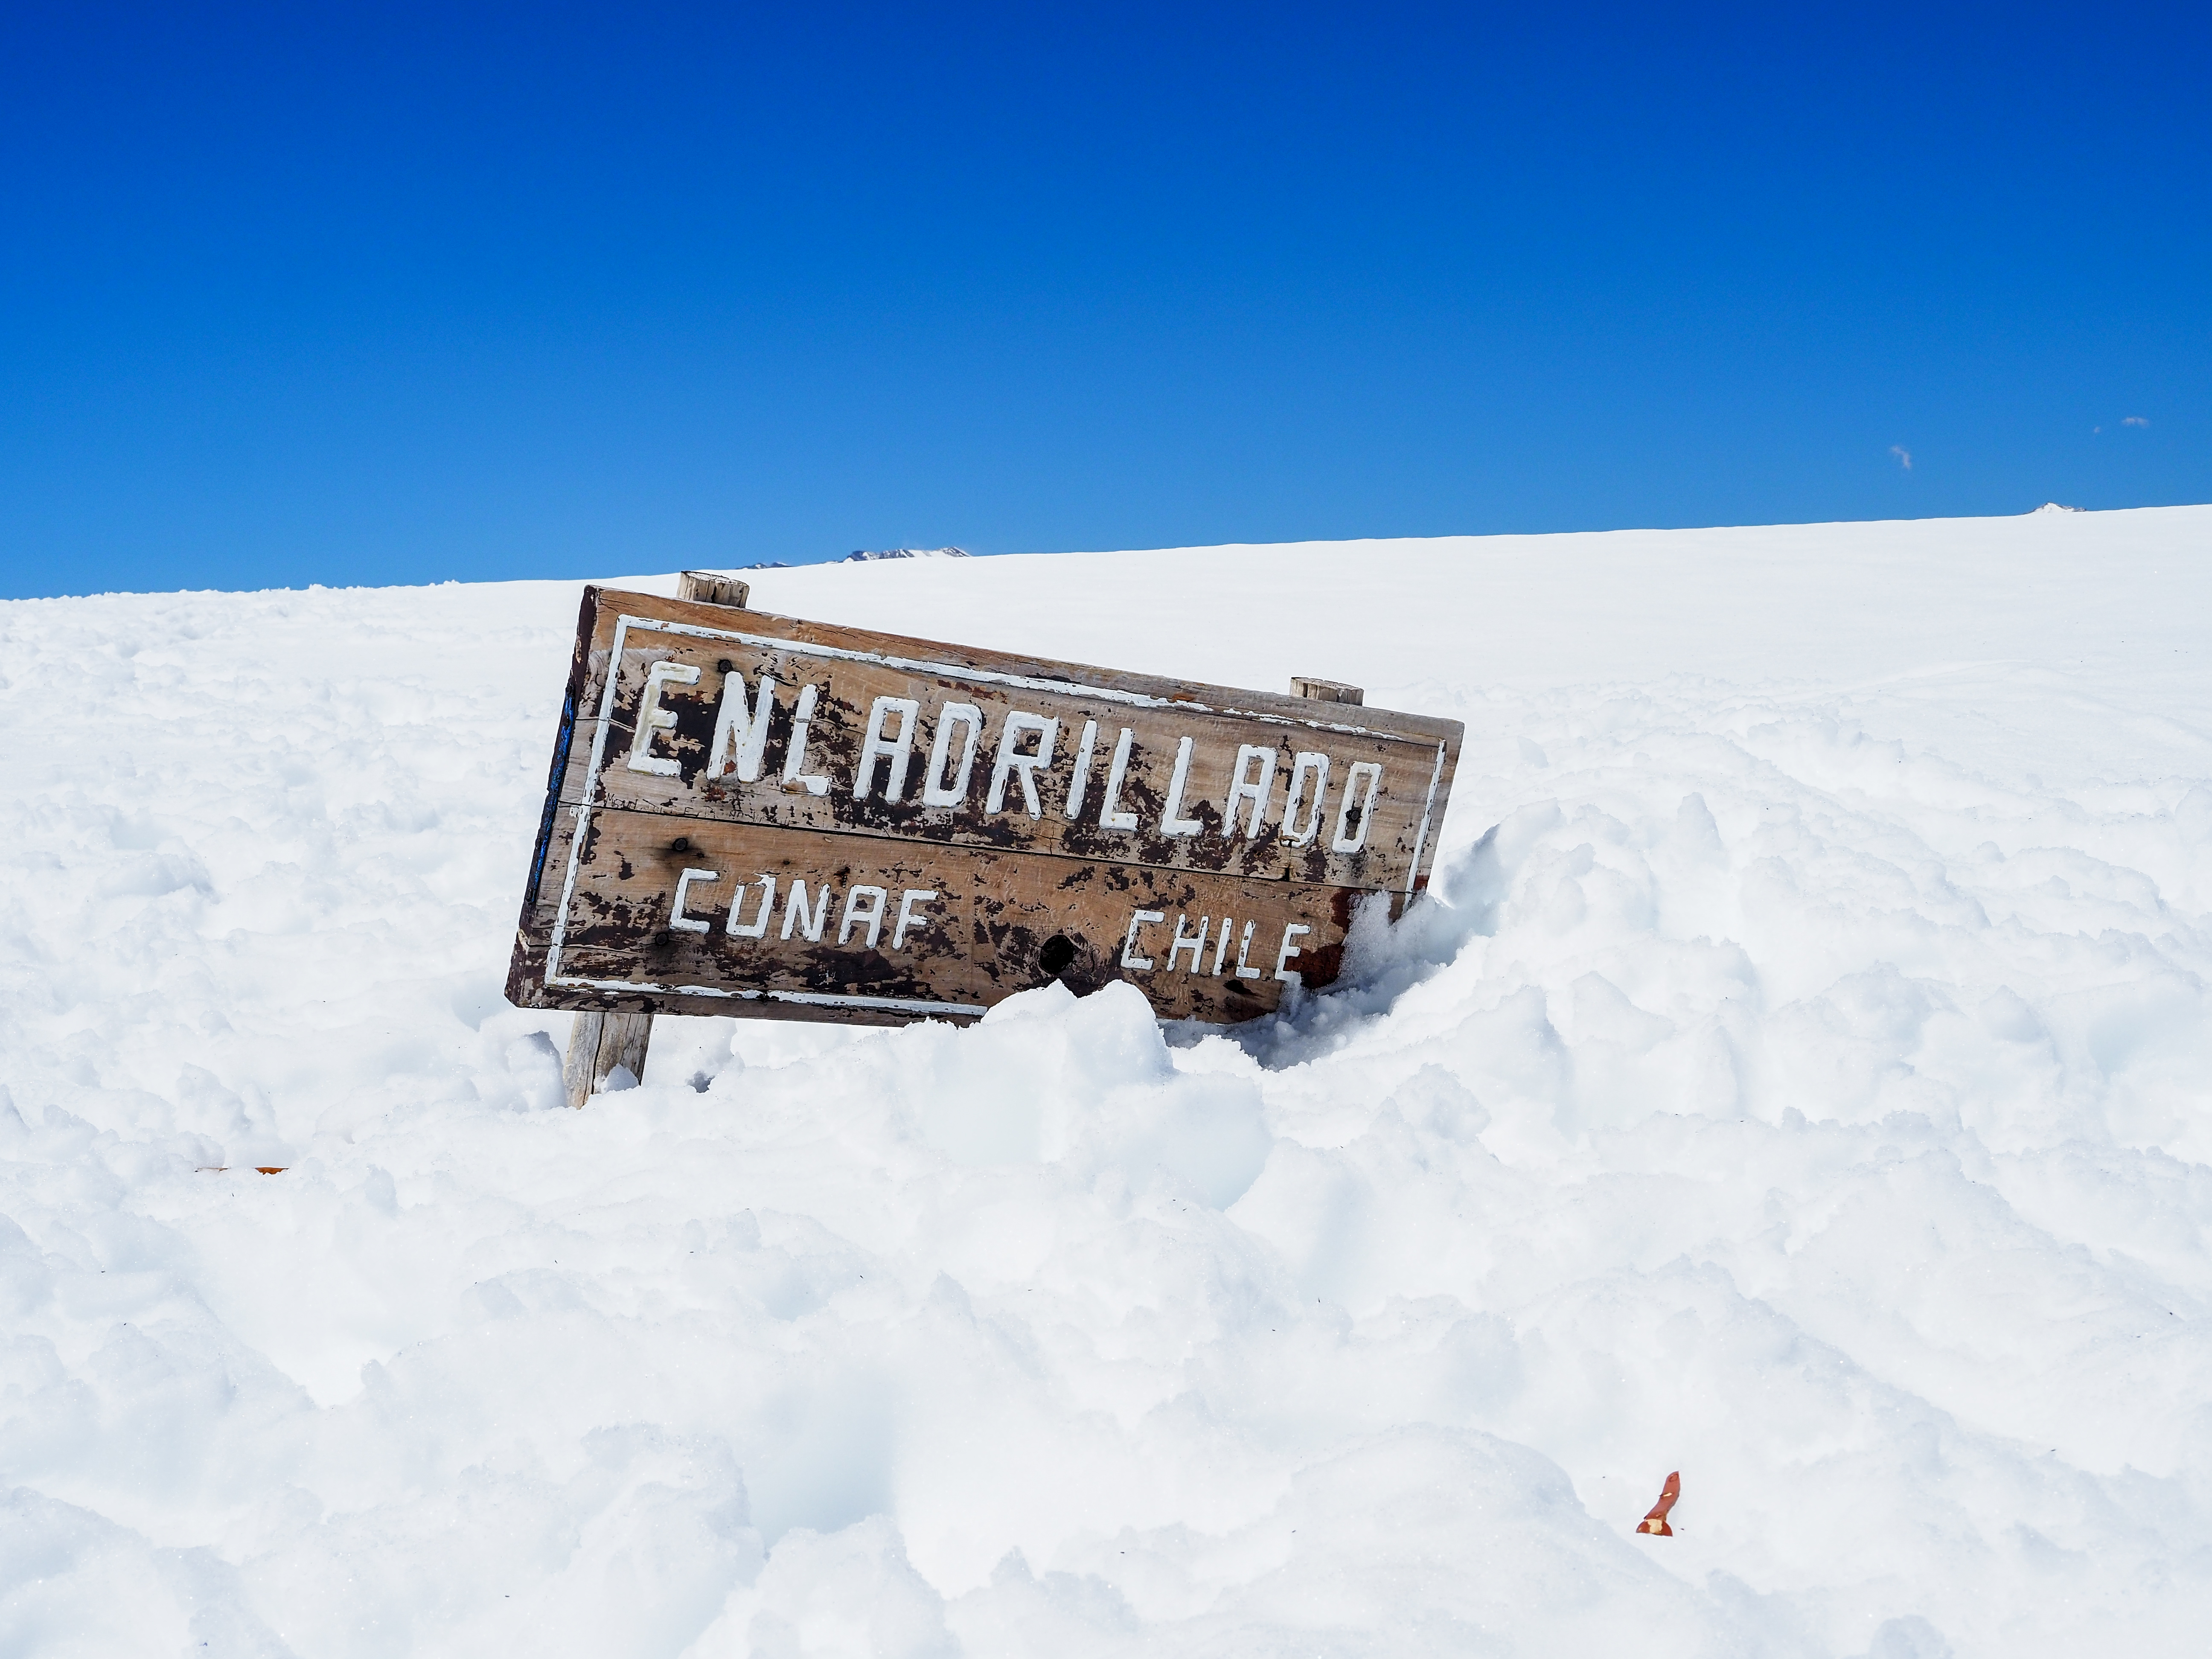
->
[[2, 2, 2205, 597]]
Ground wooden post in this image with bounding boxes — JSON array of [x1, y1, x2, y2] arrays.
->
[[678, 570, 751, 608], [1292, 675, 1365, 704], [562, 570, 751, 1106], [563, 1010, 655, 1110]]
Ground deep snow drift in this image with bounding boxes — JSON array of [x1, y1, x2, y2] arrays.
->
[[3, 507, 2211, 1656]]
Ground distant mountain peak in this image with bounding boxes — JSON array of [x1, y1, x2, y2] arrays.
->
[[2033, 502, 2083, 513], [844, 546, 971, 562]]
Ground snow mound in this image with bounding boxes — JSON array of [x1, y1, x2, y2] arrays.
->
[[3, 506, 2211, 1655]]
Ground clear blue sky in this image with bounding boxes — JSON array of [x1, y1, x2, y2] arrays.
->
[[3, 2, 2205, 597]]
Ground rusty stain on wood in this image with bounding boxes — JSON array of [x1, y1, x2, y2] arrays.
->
[[509, 587, 1463, 1027]]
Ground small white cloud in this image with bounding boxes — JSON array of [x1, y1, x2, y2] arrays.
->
[[1890, 445, 1912, 471], [2122, 415, 2149, 428]]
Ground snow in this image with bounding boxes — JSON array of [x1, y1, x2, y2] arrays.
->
[[3, 504, 2211, 1656]]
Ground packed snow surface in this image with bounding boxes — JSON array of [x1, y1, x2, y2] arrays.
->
[[4, 507, 2212, 1656]]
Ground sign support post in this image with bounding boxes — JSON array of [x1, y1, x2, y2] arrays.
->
[[561, 1007, 654, 1109]]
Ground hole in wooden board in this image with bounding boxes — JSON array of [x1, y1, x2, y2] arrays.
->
[[1039, 934, 1077, 975]]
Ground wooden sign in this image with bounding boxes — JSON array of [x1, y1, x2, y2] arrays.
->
[[507, 585, 1463, 1027]]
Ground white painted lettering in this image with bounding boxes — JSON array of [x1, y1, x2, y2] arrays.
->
[[727, 874, 778, 938], [1331, 762, 1382, 853], [1223, 744, 1276, 838], [1064, 719, 1100, 820], [1274, 922, 1312, 983], [855, 697, 922, 802], [987, 711, 1059, 818], [1167, 914, 1210, 972], [670, 867, 719, 933], [1234, 919, 1263, 978], [781, 684, 831, 796], [921, 703, 983, 807], [782, 879, 832, 941], [1121, 908, 1164, 969], [1211, 915, 1233, 974], [626, 660, 699, 776], [1098, 727, 1139, 831], [1281, 752, 1330, 845], [840, 885, 889, 947], [706, 671, 777, 782], [1160, 736, 1204, 836], [893, 888, 939, 949]]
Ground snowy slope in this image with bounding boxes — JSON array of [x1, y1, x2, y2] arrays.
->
[[3, 506, 2210, 1657]]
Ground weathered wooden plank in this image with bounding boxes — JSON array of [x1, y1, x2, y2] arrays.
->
[[508, 811, 1385, 1025], [553, 589, 1458, 894], [510, 587, 1464, 1028]]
